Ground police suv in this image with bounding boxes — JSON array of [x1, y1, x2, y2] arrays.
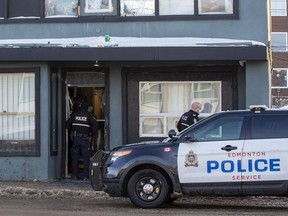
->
[[90, 106, 288, 208]]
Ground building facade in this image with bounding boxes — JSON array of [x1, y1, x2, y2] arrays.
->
[[271, 0, 288, 108], [0, 0, 270, 180]]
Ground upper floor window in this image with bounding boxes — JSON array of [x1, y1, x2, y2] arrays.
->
[[121, 0, 155, 16], [0, 0, 238, 21], [159, 0, 194, 15], [45, 0, 78, 17], [85, 0, 114, 14], [0, 0, 4, 19], [271, 32, 287, 52], [271, 0, 287, 16], [199, 0, 233, 15], [9, 0, 41, 19], [272, 69, 288, 88]]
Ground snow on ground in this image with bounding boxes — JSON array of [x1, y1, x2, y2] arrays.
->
[[0, 180, 108, 198]]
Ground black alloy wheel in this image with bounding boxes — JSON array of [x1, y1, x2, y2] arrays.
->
[[127, 169, 169, 208]]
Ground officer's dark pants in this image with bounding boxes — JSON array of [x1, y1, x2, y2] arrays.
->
[[71, 136, 90, 179]]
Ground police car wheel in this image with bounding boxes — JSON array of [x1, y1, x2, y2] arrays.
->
[[127, 169, 169, 208]]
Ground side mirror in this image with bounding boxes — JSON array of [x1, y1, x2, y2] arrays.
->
[[168, 129, 177, 138], [184, 134, 197, 142]]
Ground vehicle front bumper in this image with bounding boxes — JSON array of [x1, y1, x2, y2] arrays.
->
[[90, 150, 108, 191]]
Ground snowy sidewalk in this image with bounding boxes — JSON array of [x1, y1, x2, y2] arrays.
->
[[0, 179, 107, 198]]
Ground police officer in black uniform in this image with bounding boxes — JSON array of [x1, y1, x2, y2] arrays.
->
[[177, 102, 202, 132], [66, 96, 98, 180]]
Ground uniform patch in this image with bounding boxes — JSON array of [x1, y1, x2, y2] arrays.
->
[[75, 116, 87, 121]]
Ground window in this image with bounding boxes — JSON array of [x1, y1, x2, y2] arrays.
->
[[0, 0, 4, 18], [191, 116, 244, 141], [8, 0, 41, 18], [271, 32, 287, 52], [252, 115, 288, 139], [120, 0, 155, 16], [272, 69, 288, 88], [159, 0, 194, 15], [271, 0, 287, 16], [45, 0, 78, 17], [0, 70, 39, 156], [198, 0, 233, 15], [139, 81, 221, 137], [84, 0, 114, 13], [271, 68, 288, 109]]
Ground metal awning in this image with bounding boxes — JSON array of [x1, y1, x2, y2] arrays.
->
[[0, 37, 268, 61], [0, 46, 267, 61]]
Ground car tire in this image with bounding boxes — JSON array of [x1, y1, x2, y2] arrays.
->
[[127, 169, 169, 208]]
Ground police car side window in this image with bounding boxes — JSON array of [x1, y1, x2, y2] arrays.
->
[[192, 116, 244, 141], [251, 115, 288, 139]]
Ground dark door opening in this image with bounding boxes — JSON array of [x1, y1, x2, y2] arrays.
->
[[65, 71, 106, 179]]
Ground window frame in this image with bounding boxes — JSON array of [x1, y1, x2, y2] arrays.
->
[[139, 81, 222, 137], [0, 68, 40, 157], [0, 0, 239, 23]]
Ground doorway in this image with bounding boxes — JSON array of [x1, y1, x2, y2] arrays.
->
[[65, 71, 106, 179]]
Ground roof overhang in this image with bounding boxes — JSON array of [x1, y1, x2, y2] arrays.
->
[[0, 46, 267, 61], [0, 37, 268, 61]]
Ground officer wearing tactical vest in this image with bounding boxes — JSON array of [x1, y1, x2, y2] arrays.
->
[[177, 102, 202, 132], [66, 96, 98, 181]]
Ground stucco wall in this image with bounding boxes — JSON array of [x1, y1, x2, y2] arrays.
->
[[109, 64, 123, 149], [246, 61, 271, 108]]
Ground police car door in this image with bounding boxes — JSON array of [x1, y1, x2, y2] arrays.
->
[[178, 115, 247, 195], [242, 114, 288, 195]]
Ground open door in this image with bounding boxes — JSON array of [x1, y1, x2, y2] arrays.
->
[[65, 71, 106, 179]]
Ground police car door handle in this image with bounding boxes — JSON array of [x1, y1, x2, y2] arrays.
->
[[221, 145, 237, 152]]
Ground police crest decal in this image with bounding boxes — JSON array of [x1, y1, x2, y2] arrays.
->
[[185, 150, 198, 167]]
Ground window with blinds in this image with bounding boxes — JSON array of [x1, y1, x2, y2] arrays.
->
[[0, 71, 39, 156]]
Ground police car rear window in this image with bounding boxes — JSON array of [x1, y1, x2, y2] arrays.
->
[[251, 115, 288, 139]]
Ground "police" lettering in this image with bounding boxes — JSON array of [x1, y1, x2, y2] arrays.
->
[[75, 116, 87, 121], [207, 159, 280, 173]]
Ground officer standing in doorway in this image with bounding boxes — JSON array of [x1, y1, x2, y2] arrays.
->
[[66, 96, 98, 181]]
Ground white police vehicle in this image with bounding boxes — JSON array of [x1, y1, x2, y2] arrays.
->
[[90, 106, 288, 208]]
